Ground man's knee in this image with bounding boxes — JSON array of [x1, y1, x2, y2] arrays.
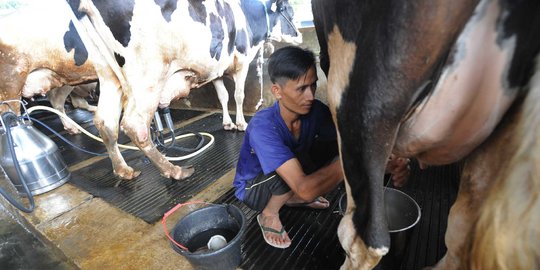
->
[[242, 173, 290, 211]]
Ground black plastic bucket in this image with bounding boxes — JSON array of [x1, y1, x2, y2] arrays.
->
[[170, 204, 246, 270], [339, 188, 421, 269]]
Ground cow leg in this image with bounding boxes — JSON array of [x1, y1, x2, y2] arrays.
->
[[70, 83, 98, 112], [213, 79, 237, 130], [70, 93, 97, 112], [232, 67, 249, 131], [47, 85, 82, 134], [338, 182, 383, 270], [121, 98, 194, 180], [93, 78, 139, 180], [470, 76, 540, 269], [120, 75, 195, 180], [431, 164, 488, 270]]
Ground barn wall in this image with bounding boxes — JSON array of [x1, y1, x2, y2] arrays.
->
[[169, 26, 329, 114]]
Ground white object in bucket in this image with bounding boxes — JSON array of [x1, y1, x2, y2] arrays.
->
[[207, 235, 227, 250]]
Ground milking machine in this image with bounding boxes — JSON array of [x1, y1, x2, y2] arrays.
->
[[0, 100, 71, 213], [152, 107, 205, 154]]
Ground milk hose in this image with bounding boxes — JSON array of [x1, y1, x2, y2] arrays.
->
[[0, 112, 35, 213], [25, 106, 215, 161]]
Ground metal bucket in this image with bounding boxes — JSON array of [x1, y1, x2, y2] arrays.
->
[[170, 204, 246, 270], [0, 117, 70, 196], [339, 188, 421, 269]]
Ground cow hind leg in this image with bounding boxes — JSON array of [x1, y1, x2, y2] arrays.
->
[[232, 67, 249, 131], [213, 79, 236, 130], [432, 90, 523, 270], [470, 66, 540, 270], [70, 93, 97, 112], [48, 85, 81, 134], [94, 79, 139, 180], [431, 165, 488, 270], [121, 95, 194, 180], [70, 83, 98, 112]]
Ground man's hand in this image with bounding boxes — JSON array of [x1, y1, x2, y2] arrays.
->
[[386, 154, 410, 187]]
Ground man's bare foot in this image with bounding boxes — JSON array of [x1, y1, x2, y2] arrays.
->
[[285, 196, 330, 209], [257, 214, 291, 248]]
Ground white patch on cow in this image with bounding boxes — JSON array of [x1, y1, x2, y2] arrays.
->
[[326, 30, 365, 266], [326, 25, 356, 117], [338, 191, 388, 270], [394, 0, 518, 165]]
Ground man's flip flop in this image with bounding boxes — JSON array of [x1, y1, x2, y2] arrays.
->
[[256, 214, 291, 249], [285, 196, 330, 210]]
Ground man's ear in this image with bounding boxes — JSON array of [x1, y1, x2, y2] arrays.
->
[[271, 84, 281, 99]]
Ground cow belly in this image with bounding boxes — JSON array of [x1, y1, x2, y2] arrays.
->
[[393, 0, 518, 165]]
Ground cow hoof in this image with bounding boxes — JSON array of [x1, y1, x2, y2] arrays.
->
[[165, 165, 195, 180], [114, 167, 141, 180], [87, 105, 98, 112], [236, 122, 248, 131], [223, 123, 237, 130], [65, 127, 81, 135]]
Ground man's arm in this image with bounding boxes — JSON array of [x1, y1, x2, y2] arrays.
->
[[276, 157, 343, 202]]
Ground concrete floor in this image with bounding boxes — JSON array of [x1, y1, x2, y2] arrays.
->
[[0, 158, 236, 270]]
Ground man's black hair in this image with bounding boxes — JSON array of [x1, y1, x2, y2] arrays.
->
[[268, 46, 316, 85]]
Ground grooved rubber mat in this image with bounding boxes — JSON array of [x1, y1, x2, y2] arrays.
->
[[397, 162, 461, 270], [68, 112, 245, 223], [31, 108, 204, 166], [214, 186, 346, 270], [214, 162, 461, 270]]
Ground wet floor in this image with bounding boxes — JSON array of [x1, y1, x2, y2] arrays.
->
[[0, 203, 78, 270]]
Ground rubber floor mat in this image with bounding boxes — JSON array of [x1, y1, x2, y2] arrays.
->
[[213, 186, 346, 270], [30, 108, 204, 166], [397, 162, 461, 270], [68, 113, 245, 223]]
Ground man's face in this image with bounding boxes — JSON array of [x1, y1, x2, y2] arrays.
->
[[274, 66, 318, 115]]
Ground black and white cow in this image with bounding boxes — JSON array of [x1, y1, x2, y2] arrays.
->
[[312, 0, 539, 269], [1, 0, 298, 132], [66, 0, 301, 180]]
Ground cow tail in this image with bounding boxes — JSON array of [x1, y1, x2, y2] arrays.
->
[[470, 57, 540, 270]]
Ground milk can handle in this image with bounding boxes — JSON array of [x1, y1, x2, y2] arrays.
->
[[0, 99, 31, 126]]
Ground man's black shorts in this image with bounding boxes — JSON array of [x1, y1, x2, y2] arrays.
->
[[242, 172, 290, 212]]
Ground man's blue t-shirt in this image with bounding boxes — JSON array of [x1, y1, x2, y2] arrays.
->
[[233, 100, 336, 200]]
